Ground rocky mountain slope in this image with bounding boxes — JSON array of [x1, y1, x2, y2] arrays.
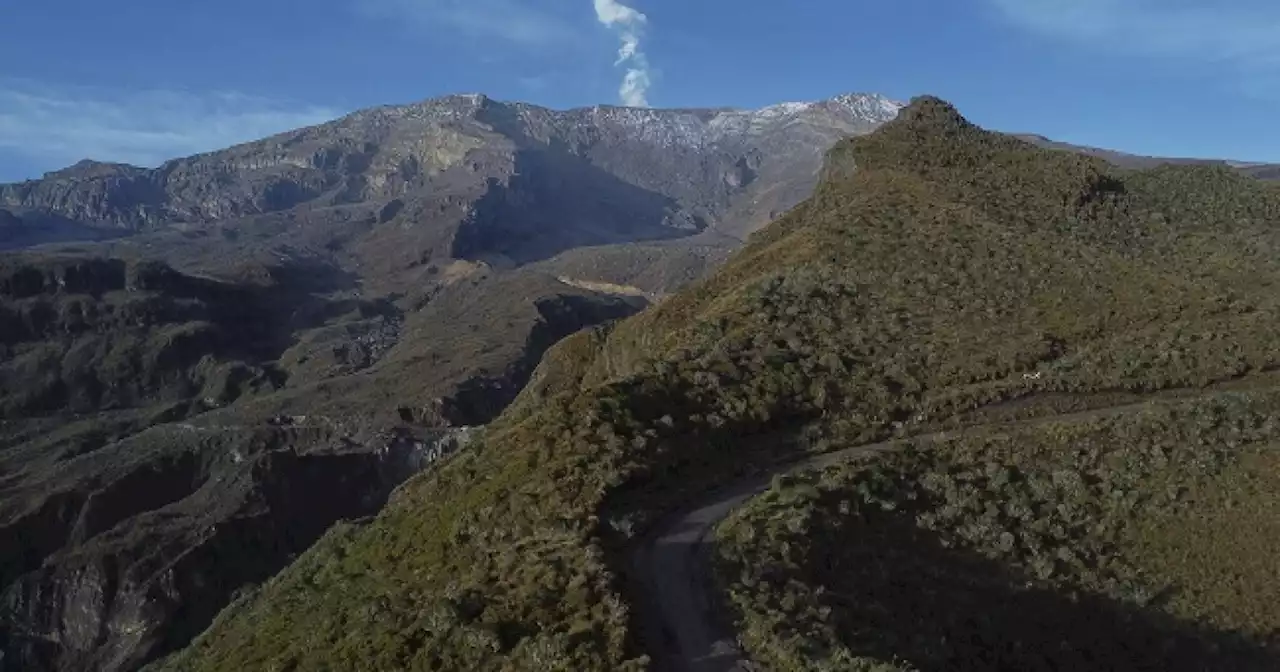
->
[[0, 93, 906, 671], [150, 97, 1280, 671], [1, 93, 903, 275]]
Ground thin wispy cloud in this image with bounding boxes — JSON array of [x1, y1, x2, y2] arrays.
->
[[0, 81, 340, 177], [593, 0, 652, 107], [357, 0, 576, 46], [987, 0, 1280, 70]]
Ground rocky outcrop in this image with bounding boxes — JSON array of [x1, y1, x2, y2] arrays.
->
[[0, 163, 164, 230]]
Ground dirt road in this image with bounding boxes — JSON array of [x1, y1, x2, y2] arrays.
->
[[629, 393, 1215, 671], [630, 442, 898, 671]]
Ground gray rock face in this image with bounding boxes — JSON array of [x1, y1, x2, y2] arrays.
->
[[0, 93, 904, 259]]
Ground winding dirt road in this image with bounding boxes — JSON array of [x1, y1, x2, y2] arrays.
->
[[628, 390, 1243, 671], [630, 441, 899, 672]]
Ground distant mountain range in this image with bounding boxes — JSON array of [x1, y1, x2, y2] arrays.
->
[[5, 93, 1272, 283], [1014, 133, 1280, 179], [0, 93, 902, 267]]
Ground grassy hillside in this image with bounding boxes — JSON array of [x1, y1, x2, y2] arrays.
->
[[155, 97, 1280, 670], [716, 392, 1280, 671]]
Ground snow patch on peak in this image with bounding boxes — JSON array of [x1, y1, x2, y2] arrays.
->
[[583, 92, 907, 149], [585, 105, 722, 148], [828, 93, 906, 121], [755, 101, 815, 118], [738, 93, 904, 125], [373, 90, 904, 151]]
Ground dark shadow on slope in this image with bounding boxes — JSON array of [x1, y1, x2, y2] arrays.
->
[[0, 209, 132, 251], [450, 148, 707, 265], [435, 292, 645, 425], [1246, 165, 1280, 181], [801, 509, 1280, 671], [0, 254, 363, 420], [0, 427, 442, 672]]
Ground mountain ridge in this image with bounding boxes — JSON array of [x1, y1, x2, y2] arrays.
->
[[5, 91, 1280, 672], [146, 96, 1280, 671], [0, 92, 902, 227]]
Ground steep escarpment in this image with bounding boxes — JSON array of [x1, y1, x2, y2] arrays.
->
[[0, 251, 642, 670], [0, 422, 475, 672], [0, 162, 164, 230], [0, 255, 344, 671], [152, 97, 1280, 670]]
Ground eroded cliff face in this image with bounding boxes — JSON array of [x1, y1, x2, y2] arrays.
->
[[0, 251, 641, 671], [0, 424, 475, 672]]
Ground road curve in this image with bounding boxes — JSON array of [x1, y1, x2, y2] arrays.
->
[[630, 441, 897, 672], [629, 394, 1211, 671]]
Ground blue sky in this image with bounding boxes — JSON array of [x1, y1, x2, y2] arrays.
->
[[2, 0, 1279, 181]]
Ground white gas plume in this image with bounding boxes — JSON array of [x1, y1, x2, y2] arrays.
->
[[593, 0, 652, 107]]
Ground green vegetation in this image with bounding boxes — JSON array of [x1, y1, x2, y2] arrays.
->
[[156, 97, 1280, 670], [715, 394, 1280, 671]]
